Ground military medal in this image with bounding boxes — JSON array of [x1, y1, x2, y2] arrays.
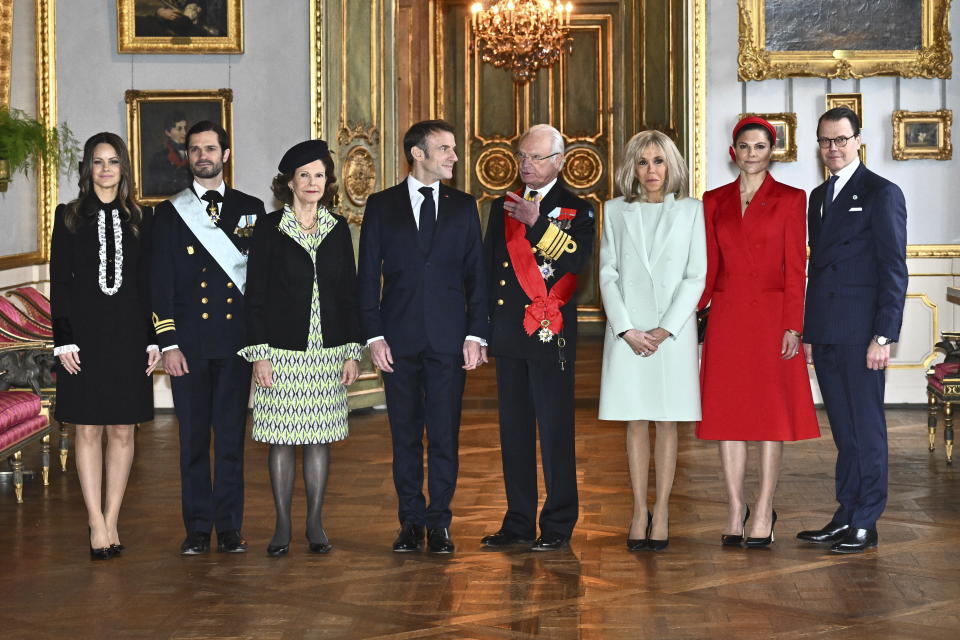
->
[[539, 260, 555, 280], [538, 319, 553, 343]]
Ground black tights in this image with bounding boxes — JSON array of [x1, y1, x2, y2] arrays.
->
[[267, 443, 330, 546]]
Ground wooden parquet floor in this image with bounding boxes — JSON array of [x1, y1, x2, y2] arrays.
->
[[2, 337, 959, 639]]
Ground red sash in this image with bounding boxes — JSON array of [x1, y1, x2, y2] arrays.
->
[[504, 207, 577, 337]]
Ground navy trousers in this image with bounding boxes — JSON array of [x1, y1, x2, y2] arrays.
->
[[812, 343, 888, 529], [382, 349, 465, 529], [495, 355, 578, 539], [170, 352, 252, 535]]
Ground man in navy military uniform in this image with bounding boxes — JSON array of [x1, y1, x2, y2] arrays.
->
[[152, 121, 265, 555], [481, 124, 595, 551]]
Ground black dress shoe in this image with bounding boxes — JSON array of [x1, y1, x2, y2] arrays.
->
[[531, 533, 570, 551], [745, 510, 777, 549], [266, 544, 289, 557], [627, 510, 650, 551], [830, 528, 878, 554], [88, 527, 114, 560], [217, 530, 247, 553], [721, 505, 750, 547], [392, 522, 425, 552], [110, 544, 124, 556], [481, 529, 534, 548], [308, 541, 332, 554], [180, 531, 211, 555], [427, 528, 455, 554], [646, 512, 668, 551], [796, 520, 850, 544]]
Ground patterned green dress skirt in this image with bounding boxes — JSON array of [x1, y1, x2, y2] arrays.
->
[[240, 208, 362, 445]]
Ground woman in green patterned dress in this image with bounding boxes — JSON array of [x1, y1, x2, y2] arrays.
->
[[242, 140, 362, 556]]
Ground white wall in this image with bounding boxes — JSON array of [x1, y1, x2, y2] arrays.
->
[[55, 1, 312, 208], [706, 0, 960, 403], [706, 0, 959, 245]]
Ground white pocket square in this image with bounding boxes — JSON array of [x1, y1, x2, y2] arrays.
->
[[849, 207, 863, 212]]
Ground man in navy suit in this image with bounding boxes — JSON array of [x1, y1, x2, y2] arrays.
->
[[798, 107, 908, 553], [357, 120, 488, 554], [152, 121, 265, 555]]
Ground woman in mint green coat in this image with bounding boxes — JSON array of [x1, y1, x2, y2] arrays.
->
[[598, 130, 706, 551]]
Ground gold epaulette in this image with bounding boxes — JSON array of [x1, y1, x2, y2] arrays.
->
[[152, 312, 176, 335], [535, 224, 578, 261]]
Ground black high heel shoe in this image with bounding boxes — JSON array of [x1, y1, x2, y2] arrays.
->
[[266, 543, 290, 557], [307, 529, 332, 554], [721, 505, 751, 546], [745, 510, 777, 548], [89, 527, 113, 560], [646, 512, 669, 552], [626, 510, 650, 551]]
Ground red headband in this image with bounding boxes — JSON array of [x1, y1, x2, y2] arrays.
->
[[728, 116, 777, 161]]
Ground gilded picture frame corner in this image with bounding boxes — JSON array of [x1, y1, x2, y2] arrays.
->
[[891, 109, 953, 161], [125, 88, 235, 206], [738, 111, 798, 162], [116, 0, 244, 55], [738, 0, 952, 80]]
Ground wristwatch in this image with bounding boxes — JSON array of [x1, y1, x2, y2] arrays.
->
[[873, 335, 894, 346]]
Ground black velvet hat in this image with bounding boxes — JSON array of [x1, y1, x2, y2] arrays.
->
[[278, 139, 330, 173]]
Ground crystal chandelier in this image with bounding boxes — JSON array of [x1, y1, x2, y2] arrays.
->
[[470, 1, 574, 84]]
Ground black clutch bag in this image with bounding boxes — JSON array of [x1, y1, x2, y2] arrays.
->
[[697, 307, 709, 344]]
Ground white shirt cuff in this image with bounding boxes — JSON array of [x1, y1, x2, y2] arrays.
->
[[53, 344, 79, 356], [366, 336, 385, 346], [465, 335, 487, 347], [161, 344, 179, 353], [146, 344, 159, 352]]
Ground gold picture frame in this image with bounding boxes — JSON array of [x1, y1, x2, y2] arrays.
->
[[125, 89, 234, 205], [0, 0, 57, 270], [738, 112, 797, 162], [738, 0, 952, 80], [892, 110, 953, 160], [117, 0, 243, 54], [825, 93, 863, 125], [0, 0, 12, 108]]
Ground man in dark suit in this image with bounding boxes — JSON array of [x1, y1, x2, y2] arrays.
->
[[480, 124, 595, 551], [357, 120, 488, 554], [152, 121, 265, 555], [799, 107, 908, 553]]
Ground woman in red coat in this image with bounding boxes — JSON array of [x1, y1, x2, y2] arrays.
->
[[697, 117, 819, 548]]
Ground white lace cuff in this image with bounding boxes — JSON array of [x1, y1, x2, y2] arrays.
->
[[54, 344, 79, 356]]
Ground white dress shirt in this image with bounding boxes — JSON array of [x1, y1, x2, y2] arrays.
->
[[825, 157, 860, 213]]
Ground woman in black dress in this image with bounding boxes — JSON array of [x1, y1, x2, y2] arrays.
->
[[50, 132, 159, 559]]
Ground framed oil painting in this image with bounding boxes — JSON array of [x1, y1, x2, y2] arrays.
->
[[892, 110, 952, 160], [738, 112, 797, 161], [825, 93, 863, 126], [738, 0, 952, 80], [125, 89, 234, 205], [117, 0, 243, 54]]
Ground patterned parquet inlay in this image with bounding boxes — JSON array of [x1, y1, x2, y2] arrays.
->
[[1, 337, 958, 639]]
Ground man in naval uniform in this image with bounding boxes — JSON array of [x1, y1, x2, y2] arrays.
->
[[151, 121, 265, 555], [480, 124, 595, 551]]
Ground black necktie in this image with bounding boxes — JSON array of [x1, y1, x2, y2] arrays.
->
[[418, 186, 435, 251], [822, 175, 839, 220], [201, 190, 223, 223]]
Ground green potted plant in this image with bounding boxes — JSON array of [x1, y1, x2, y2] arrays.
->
[[0, 107, 80, 192]]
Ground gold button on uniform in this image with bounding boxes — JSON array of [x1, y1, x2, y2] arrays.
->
[[502, 261, 509, 267], [226, 314, 233, 320], [201, 297, 208, 304], [226, 298, 233, 304], [227, 282, 234, 288], [201, 312, 209, 319], [200, 282, 208, 288], [499, 280, 506, 286], [497, 299, 504, 305]]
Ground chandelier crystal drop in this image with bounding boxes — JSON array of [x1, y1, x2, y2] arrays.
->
[[470, 1, 574, 84]]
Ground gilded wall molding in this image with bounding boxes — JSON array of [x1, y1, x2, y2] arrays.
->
[[0, 0, 12, 108], [0, 0, 57, 270], [690, 0, 706, 197], [309, 0, 323, 138]]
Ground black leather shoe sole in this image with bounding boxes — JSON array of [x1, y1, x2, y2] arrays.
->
[[531, 538, 570, 552], [217, 543, 248, 553]]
